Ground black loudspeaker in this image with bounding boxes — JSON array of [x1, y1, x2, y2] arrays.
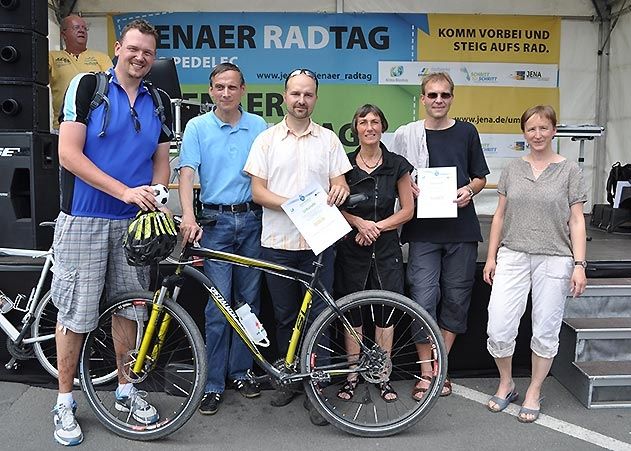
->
[[0, 29, 48, 84], [0, 81, 48, 132], [0, 0, 48, 35], [0, 132, 59, 250]]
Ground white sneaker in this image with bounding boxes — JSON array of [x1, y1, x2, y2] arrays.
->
[[52, 401, 83, 446], [114, 386, 159, 424]]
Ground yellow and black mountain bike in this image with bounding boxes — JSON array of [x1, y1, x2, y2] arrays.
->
[[78, 215, 447, 441]]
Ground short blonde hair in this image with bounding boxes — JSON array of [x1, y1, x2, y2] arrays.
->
[[520, 105, 557, 131], [421, 72, 454, 95]]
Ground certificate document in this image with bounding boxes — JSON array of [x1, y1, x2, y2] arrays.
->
[[281, 183, 352, 255], [417, 167, 458, 218]]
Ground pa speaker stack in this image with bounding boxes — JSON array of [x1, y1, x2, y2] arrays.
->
[[0, 0, 59, 250]]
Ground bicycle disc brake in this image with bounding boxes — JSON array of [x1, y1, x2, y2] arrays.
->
[[119, 350, 152, 383], [360, 345, 392, 384]]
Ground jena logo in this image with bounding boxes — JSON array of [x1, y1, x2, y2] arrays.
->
[[510, 70, 550, 82], [510, 141, 526, 152]]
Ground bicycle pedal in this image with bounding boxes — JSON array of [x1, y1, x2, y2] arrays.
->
[[5, 358, 18, 371]]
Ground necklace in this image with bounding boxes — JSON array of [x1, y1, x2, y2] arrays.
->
[[359, 151, 382, 169], [528, 155, 554, 174]]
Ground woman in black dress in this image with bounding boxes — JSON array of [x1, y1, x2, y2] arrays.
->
[[335, 104, 414, 403]]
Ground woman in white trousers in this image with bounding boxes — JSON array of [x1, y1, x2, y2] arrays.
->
[[483, 105, 587, 423]]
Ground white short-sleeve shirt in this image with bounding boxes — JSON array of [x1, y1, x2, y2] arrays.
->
[[244, 117, 352, 250]]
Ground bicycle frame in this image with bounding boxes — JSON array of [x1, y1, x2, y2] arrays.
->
[[0, 247, 55, 347], [133, 243, 366, 385]]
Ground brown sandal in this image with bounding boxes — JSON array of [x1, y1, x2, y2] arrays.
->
[[440, 376, 452, 397], [412, 375, 432, 401]]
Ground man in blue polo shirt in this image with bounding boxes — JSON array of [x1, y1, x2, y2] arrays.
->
[[178, 63, 268, 416], [51, 19, 172, 446]]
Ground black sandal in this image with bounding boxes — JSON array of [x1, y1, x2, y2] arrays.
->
[[336, 377, 359, 400], [377, 381, 398, 403]]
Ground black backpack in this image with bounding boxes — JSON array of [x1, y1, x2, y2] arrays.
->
[[606, 162, 631, 206], [87, 72, 171, 138]]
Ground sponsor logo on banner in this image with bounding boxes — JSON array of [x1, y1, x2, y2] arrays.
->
[[481, 142, 498, 154], [379, 62, 451, 84], [383, 61, 558, 87], [510, 70, 550, 82], [479, 134, 530, 158], [390, 65, 404, 77], [460, 66, 498, 83]]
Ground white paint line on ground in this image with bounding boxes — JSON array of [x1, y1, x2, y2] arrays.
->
[[452, 383, 631, 451]]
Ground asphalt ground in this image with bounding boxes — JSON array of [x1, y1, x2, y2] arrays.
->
[[1, 376, 630, 451]]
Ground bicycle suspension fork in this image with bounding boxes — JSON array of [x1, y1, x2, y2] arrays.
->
[[132, 276, 183, 375]]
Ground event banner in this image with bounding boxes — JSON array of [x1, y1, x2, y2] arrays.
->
[[112, 12, 560, 156]]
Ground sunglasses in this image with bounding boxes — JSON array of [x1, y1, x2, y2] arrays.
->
[[425, 92, 453, 100], [130, 107, 141, 133], [285, 68, 319, 89]]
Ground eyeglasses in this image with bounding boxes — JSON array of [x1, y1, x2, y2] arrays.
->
[[425, 92, 452, 100], [285, 68, 319, 89], [65, 25, 89, 32], [130, 107, 141, 133]]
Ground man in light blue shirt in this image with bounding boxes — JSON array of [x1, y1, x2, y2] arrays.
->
[[178, 63, 267, 416]]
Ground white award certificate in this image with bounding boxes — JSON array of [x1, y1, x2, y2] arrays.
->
[[417, 167, 458, 218], [281, 183, 352, 255]]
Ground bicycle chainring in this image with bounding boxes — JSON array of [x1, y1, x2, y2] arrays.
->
[[271, 358, 300, 389], [6, 338, 34, 360]]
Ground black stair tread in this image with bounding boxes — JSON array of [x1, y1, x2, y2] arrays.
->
[[564, 317, 631, 330], [575, 361, 631, 376]]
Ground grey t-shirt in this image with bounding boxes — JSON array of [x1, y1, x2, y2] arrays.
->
[[497, 158, 587, 256]]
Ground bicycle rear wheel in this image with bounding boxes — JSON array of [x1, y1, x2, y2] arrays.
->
[[30, 291, 58, 379], [32, 291, 119, 386], [301, 290, 447, 437], [79, 291, 206, 441]]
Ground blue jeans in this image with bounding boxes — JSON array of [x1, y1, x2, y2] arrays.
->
[[201, 207, 262, 394], [261, 247, 334, 357]]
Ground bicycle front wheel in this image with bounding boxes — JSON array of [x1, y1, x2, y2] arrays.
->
[[79, 291, 206, 441], [301, 290, 447, 437]]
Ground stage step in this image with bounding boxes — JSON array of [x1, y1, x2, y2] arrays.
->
[[574, 361, 631, 408], [564, 280, 631, 319], [564, 317, 631, 340], [551, 281, 631, 408]]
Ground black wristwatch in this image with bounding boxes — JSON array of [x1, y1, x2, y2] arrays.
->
[[574, 260, 587, 268]]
